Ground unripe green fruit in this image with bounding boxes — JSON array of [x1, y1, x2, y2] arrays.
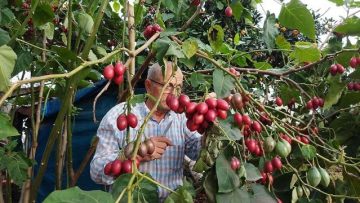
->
[[307, 167, 321, 187], [264, 137, 276, 152], [296, 186, 303, 197], [318, 167, 330, 187], [275, 140, 291, 158]]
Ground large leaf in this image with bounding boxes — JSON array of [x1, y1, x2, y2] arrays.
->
[[39, 22, 54, 40], [278, 0, 315, 40], [213, 69, 235, 98], [275, 35, 291, 50], [0, 8, 15, 26], [162, 0, 188, 17], [324, 75, 346, 109], [334, 17, 360, 36], [254, 62, 272, 70], [328, 0, 344, 6], [337, 92, 360, 108], [250, 184, 277, 203], [134, 3, 145, 25], [43, 187, 114, 203], [216, 153, 240, 193], [262, 13, 279, 50], [208, 25, 224, 52], [6, 153, 30, 185], [0, 28, 9, 46], [291, 42, 321, 63], [0, 45, 17, 92], [230, 0, 244, 21], [0, 112, 19, 139], [243, 163, 262, 182], [219, 119, 242, 140], [111, 173, 159, 203], [12, 50, 32, 77], [164, 182, 194, 203], [189, 72, 206, 88], [300, 145, 316, 160], [33, 3, 55, 26], [216, 187, 250, 203], [77, 12, 94, 34], [278, 84, 300, 104]]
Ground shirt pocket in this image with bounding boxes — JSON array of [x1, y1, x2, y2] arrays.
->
[[165, 145, 184, 172]]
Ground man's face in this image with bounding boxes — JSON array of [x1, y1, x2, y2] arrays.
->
[[146, 69, 183, 112]]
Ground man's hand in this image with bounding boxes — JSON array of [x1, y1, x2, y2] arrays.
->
[[141, 136, 173, 162]]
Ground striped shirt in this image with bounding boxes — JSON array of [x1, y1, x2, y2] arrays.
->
[[90, 102, 202, 201]]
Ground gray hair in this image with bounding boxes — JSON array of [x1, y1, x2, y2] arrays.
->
[[147, 63, 162, 80]]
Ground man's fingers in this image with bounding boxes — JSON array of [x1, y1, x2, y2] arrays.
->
[[151, 136, 173, 146]]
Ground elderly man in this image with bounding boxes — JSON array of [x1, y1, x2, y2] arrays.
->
[[90, 62, 202, 201]]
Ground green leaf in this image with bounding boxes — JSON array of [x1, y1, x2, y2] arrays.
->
[[219, 119, 242, 140], [153, 37, 171, 62], [111, 173, 159, 203], [335, 50, 358, 67], [7, 153, 30, 185], [275, 35, 291, 50], [230, 0, 244, 21], [234, 33, 240, 46], [164, 184, 194, 203], [51, 46, 79, 64], [278, 84, 300, 104], [213, 69, 235, 98], [243, 163, 262, 181], [216, 187, 250, 203], [12, 51, 32, 77], [203, 170, 217, 203], [43, 187, 114, 203], [162, 13, 174, 22], [337, 92, 360, 108], [166, 41, 185, 58], [278, 0, 315, 40], [179, 56, 197, 69], [86, 69, 102, 81], [324, 76, 346, 109], [129, 94, 145, 107], [216, 152, 240, 193], [250, 184, 277, 203], [33, 3, 55, 27], [39, 22, 54, 40], [134, 3, 145, 25], [254, 62, 272, 70], [0, 45, 17, 92], [162, 0, 188, 18], [208, 25, 224, 52], [291, 42, 321, 63], [328, 0, 344, 6], [0, 8, 15, 26], [182, 38, 198, 59], [291, 187, 298, 203], [300, 145, 316, 160], [189, 72, 206, 88], [0, 28, 9, 46], [77, 12, 94, 34], [0, 112, 19, 139], [159, 28, 182, 38], [262, 13, 279, 50], [334, 17, 360, 36]]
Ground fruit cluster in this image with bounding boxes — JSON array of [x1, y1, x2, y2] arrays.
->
[[230, 156, 241, 170], [259, 157, 283, 184], [229, 67, 240, 76], [123, 139, 155, 159], [116, 113, 138, 131], [166, 94, 230, 134], [329, 64, 345, 76], [143, 24, 162, 39], [245, 138, 264, 156], [296, 135, 309, 144], [347, 82, 360, 91], [103, 61, 127, 85], [306, 167, 330, 187], [349, 56, 360, 68], [306, 96, 324, 110], [104, 158, 139, 178]]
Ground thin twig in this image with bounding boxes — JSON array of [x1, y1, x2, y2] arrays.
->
[[93, 80, 111, 123]]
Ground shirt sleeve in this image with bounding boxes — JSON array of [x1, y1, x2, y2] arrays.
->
[[183, 115, 202, 160], [90, 105, 125, 185]]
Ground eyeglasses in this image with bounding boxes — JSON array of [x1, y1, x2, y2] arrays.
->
[[148, 78, 182, 90]]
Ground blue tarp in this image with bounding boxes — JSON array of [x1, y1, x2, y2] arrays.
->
[[34, 80, 145, 202]]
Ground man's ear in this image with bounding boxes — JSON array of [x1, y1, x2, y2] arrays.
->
[[144, 79, 151, 92]]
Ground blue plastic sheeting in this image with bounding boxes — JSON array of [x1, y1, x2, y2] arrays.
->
[[34, 80, 145, 202]]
